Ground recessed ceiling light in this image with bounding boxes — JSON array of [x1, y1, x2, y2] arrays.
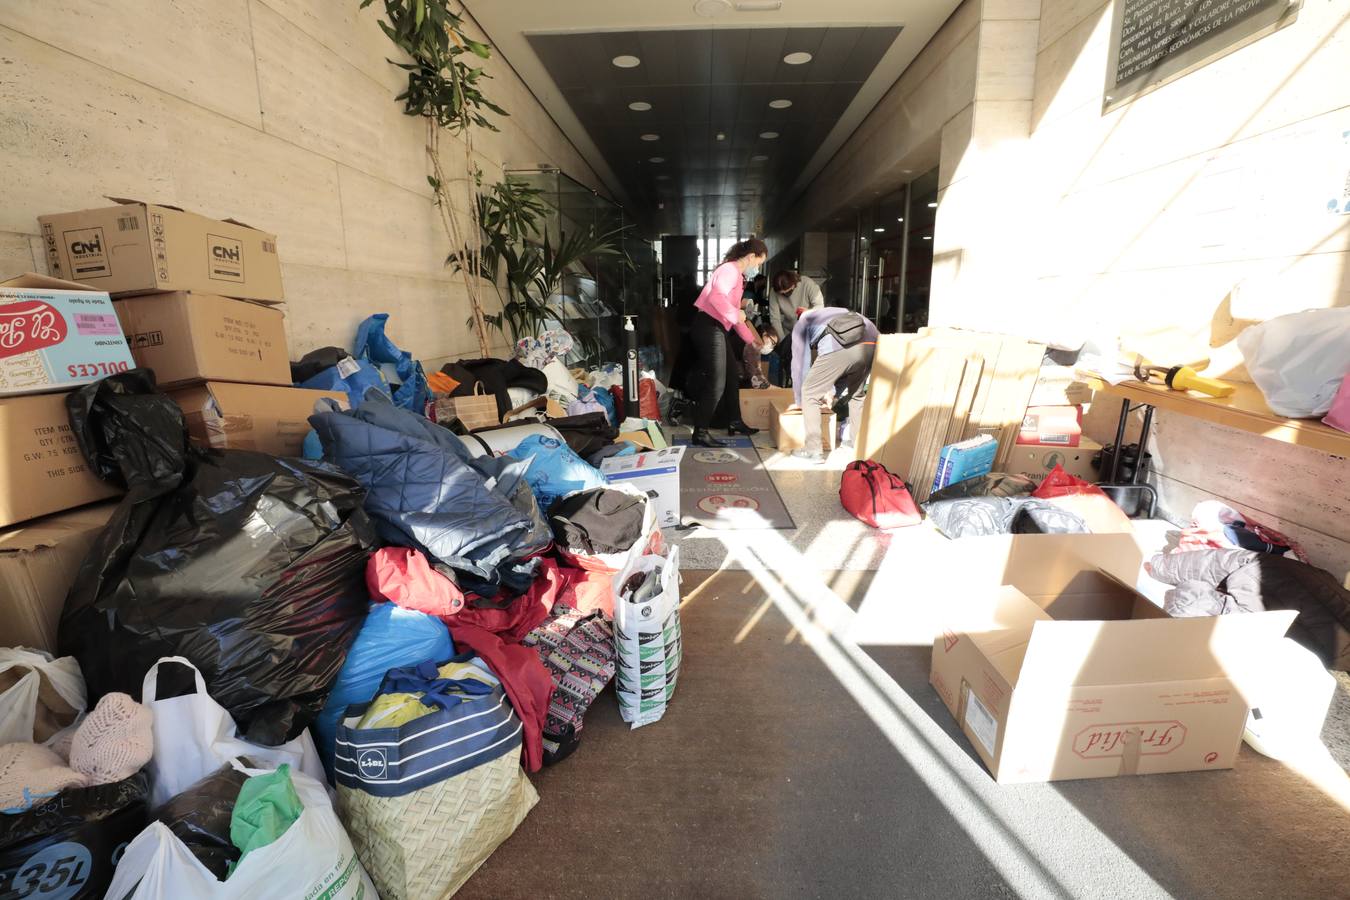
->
[[649, 156, 665, 163], [640, 133, 660, 141], [759, 131, 779, 139], [897, 217, 904, 222], [874, 227, 885, 232], [612, 55, 641, 68], [716, 132, 726, 141], [751, 154, 768, 162], [628, 101, 652, 111], [768, 99, 793, 109], [923, 235, 933, 240], [783, 51, 813, 65], [927, 201, 938, 208]]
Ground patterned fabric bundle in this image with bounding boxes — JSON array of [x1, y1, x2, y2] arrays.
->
[[334, 656, 537, 900], [522, 609, 617, 762]]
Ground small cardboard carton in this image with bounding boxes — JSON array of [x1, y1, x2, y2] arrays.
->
[[39, 199, 284, 302], [1007, 437, 1101, 485], [0, 391, 121, 528], [600, 446, 686, 529], [0, 274, 135, 397], [739, 387, 794, 430], [769, 398, 835, 452], [1017, 405, 1083, 446], [0, 502, 117, 651], [928, 534, 1295, 783], [170, 382, 346, 458], [114, 292, 289, 387]]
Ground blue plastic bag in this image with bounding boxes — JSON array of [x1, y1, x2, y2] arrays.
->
[[580, 384, 617, 425], [355, 314, 430, 413], [311, 602, 454, 778], [299, 357, 390, 409], [506, 434, 608, 513]]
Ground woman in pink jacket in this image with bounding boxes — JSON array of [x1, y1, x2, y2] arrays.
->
[[689, 238, 769, 447]]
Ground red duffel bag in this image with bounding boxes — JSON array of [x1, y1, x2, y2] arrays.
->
[[840, 460, 921, 528]]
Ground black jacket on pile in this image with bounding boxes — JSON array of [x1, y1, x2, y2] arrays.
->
[[441, 358, 548, 419]]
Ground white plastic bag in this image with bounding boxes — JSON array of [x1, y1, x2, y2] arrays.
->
[[1236, 308, 1350, 417], [142, 657, 324, 808], [612, 545, 682, 729], [0, 647, 86, 744], [105, 764, 376, 900]]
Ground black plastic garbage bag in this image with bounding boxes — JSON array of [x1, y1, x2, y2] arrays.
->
[[59, 370, 376, 746], [151, 764, 249, 881], [0, 771, 149, 900]]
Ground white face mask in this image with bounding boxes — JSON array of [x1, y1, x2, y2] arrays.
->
[[744, 266, 760, 278]]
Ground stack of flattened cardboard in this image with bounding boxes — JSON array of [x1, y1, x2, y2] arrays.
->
[[855, 328, 1045, 502]]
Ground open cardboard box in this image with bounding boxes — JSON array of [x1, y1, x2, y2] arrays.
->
[[926, 534, 1296, 783]]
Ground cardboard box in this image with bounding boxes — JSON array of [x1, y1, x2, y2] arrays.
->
[[600, 446, 686, 529], [769, 399, 835, 452], [739, 387, 794, 430], [0, 502, 117, 651], [0, 391, 121, 528], [1017, 405, 1082, 446], [113, 292, 289, 387], [928, 534, 1295, 783], [39, 199, 284, 302], [0, 274, 135, 396], [1007, 437, 1101, 485], [170, 382, 346, 458]]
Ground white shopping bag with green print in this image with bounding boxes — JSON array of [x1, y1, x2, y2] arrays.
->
[[612, 545, 682, 728]]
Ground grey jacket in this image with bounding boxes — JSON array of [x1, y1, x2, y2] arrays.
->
[[771, 274, 824, 339], [1149, 549, 1350, 669]]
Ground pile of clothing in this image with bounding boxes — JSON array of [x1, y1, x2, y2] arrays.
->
[[1, 322, 683, 897], [921, 467, 1134, 538]]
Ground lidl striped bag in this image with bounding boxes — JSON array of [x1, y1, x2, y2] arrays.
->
[[334, 656, 538, 899]]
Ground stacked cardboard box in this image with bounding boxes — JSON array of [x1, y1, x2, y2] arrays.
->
[[854, 328, 1046, 502], [39, 200, 345, 457], [1011, 365, 1100, 481], [0, 274, 135, 527]]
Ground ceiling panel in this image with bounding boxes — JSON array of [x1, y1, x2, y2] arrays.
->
[[526, 25, 902, 238]]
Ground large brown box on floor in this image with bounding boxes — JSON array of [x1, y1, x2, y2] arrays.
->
[[769, 399, 835, 452], [170, 382, 346, 458], [927, 534, 1294, 784], [1007, 437, 1102, 486], [855, 329, 1045, 502], [739, 387, 794, 430], [0, 502, 116, 652], [0, 392, 120, 528], [38, 200, 284, 302], [114, 292, 289, 387]]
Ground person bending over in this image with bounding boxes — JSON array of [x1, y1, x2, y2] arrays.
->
[[788, 306, 878, 462]]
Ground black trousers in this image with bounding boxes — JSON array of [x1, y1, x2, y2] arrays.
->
[[691, 310, 740, 428]]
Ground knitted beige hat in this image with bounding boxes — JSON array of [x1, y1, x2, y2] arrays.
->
[[68, 692, 153, 786], [0, 743, 87, 813]]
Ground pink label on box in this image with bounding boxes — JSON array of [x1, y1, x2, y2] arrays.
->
[[73, 313, 122, 336]]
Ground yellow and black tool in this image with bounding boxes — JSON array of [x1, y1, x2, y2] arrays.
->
[[1132, 360, 1235, 398]]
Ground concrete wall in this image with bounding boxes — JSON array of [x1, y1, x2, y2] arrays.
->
[[789, 0, 1349, 578], [938, 0, 1350, 579], [0, 0, 604, 369]]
